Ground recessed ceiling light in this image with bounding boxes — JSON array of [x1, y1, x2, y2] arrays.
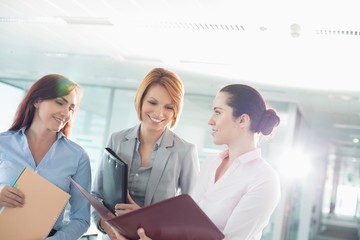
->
[[333, 124, 360, 129], [259, 26, 267, 31], [290, 23, 301, 38]]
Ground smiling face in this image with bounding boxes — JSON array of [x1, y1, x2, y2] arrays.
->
[[208, 91, 241, 146], [140, 84, 175, 133], [33, 90, 77, 133]]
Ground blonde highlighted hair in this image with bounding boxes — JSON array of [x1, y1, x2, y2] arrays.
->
[[134, 68, 184, 129]]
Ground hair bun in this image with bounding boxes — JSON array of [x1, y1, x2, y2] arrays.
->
[[256, 109, 280, 135]]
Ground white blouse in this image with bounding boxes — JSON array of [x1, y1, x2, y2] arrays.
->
[[191, 148, 281, 240]]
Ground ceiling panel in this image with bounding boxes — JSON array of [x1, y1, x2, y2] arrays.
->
[[0, 0, 360, 155]]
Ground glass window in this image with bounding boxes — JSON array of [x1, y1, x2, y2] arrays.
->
[[71, 85, 113, 179], [0, 82, 25, 132], [108, 89, 138, 136]]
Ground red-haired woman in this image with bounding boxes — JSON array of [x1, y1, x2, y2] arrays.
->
[[0, 74, 91, 239]]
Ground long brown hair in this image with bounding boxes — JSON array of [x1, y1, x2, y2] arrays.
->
[[9, 74, 81, 137]]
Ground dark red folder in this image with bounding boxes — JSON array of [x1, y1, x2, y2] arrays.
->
[[68, 177, 224, 240]]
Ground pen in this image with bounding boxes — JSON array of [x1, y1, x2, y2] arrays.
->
[[9, 177, 18, 188]]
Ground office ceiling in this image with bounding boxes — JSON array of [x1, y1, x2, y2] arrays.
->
[[0, 0, 360, 157]]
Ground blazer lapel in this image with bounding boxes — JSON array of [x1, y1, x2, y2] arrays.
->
[[118, 126, 138, 175], [144, 128, 174, 205], [119, 140, 135, 175]]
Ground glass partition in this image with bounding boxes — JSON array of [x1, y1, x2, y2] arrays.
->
[[0, 81, 25, 132]]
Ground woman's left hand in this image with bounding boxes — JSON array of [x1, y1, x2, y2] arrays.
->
[[112, 227, 152, 240], [137, 228, 152, 240], [115, 193, 140, 216]]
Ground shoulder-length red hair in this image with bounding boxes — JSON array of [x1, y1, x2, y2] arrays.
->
[[9, 74, 81, 137], [134, 68, 184, 129]]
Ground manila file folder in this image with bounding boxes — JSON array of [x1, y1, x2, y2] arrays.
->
[[0, 167, 70, 240], [69, 176, 224, 240]]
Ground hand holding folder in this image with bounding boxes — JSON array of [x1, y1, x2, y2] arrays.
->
[[69, 176, 224, 240], [0, 167, 70, 240]]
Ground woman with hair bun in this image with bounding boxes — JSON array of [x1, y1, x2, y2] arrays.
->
[[136, 84, 281, 240], [190, 84, 281, 240]]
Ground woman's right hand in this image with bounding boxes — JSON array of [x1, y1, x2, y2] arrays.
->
[[100, 221, 152, 240], [100, 219, 126, 240], [0, 185, 24, 207], [115, 193, 140, 216]]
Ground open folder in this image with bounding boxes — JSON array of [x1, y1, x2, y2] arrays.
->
[[69, 177, 224, 240], [0, 167, 70, 240]]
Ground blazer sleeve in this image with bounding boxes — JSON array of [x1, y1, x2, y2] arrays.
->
[[179, 143, 200, 194]]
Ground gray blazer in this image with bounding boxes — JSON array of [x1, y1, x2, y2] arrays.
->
[[91, 124, 199, 232]]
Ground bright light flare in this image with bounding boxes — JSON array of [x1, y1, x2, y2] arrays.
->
[[278, 149, 311, 180]]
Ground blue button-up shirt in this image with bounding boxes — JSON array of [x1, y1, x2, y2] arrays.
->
[[0, 127, 91, 240]]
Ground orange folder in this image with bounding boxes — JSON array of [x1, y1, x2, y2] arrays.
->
[[0, 167, 70, 240], [69, 176, 224, 240]]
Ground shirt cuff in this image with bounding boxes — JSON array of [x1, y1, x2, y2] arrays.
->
[[97, 219, 106, 234]]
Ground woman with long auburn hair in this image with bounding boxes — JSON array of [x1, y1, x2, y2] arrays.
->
[[0, 74, 91, 239]]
